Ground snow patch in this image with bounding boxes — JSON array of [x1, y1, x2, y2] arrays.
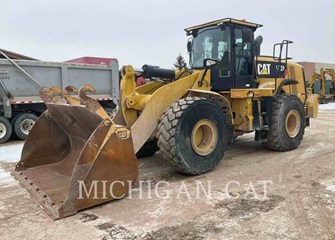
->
[[319, 102, 335, 110], [0, 141, 24, 163], [326, 185, 335, 193], [0, 167, 14, 185]]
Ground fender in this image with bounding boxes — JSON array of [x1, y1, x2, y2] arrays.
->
[[187, 89, 233, 126], [275, 78, 298, 96]]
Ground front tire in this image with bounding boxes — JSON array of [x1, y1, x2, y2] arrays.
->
[[157, 97, 228, 175], [263, 94, 305, 151]]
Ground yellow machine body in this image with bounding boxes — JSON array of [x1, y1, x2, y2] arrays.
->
[[14, 18, 318, 219]]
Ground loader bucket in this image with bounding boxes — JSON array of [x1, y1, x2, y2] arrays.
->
[[13, 86, 138, 220]]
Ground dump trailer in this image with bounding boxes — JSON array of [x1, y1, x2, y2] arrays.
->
[[0, 56, 119, 143], [14, 18, 319, 220]]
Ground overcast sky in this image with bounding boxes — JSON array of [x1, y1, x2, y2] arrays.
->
[[1, 0, 334, 68]]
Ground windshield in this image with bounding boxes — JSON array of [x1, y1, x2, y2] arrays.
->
[[190, 26, 231, 69]]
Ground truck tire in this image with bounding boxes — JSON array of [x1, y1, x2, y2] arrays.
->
[[157, 97, 228, 175], [10, 114, 21, 139], [263, 94, 305, 151], [136, 140, 159, 158], [13, 113, 38, 140], [0, 116, 12, 144], [11, 114, 20, 125]]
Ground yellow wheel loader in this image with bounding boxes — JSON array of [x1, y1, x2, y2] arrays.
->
[[13, 18, 319, 219], [308, 68, 335, 103]]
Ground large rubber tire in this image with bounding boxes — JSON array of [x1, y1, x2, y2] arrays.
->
[[11, 114, 20, 125], [13, 113, 38, 140], [136, 140, 159, 158], [157, 97, 228, 175], [10, 114, 23, 139], [263, 94, 305, 151], [0, 116, 12, 144]]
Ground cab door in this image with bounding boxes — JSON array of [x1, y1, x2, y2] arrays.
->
[[233, 26, 254, 88], [210, 26, 234, 91]]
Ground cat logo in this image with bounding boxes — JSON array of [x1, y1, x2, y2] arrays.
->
[[257, 63, 271, 75]]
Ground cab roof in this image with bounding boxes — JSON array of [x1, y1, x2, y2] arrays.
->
[[184, 18, 263, 35]]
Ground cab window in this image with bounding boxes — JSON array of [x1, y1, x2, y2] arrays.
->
[[235, 28, 252, 76]]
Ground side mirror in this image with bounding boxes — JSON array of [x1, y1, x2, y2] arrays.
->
[[204, 59, 218, 68], [254, 35, 263, 56], [187, 40, 192, 53], [198, 59, 218, 87]]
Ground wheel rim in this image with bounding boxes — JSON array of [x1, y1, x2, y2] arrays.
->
[[20, 119, 35, 135], [0, 122, 6, 138], [191, 119, 218, 156], [285, 109, 301, 138]]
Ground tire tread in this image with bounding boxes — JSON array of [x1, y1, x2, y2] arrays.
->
[[157, 97, 220, 175], [264, 94, 305, 151]]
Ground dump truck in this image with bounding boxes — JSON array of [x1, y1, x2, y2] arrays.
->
[[14, 18, 319, 220], [0, 53, 119, 143]]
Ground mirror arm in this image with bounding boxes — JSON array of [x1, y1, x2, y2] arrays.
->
[[198, 68, 209, 87]]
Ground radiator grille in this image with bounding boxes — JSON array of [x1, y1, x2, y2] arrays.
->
[[291, 84, 298, 95], [289, 66, 298, 95], [289, 66, 296, 79]]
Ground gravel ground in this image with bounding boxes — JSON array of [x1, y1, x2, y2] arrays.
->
[[0, 109, 335, 240]]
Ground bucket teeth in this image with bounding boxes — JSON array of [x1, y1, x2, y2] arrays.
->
[[39, 87, 53, 103], [38, 84, 110, 119], [49, 86, 66, 104], [79, 84, 110, 119], [79, 84, 96, 102], [63, 86, 83, 106], [65, 86, 78, 94]]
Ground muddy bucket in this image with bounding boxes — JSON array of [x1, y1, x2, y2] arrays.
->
[[13, 86, 138, 219]]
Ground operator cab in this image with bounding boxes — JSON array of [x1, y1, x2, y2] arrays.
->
[[185, 18, 263, 91]]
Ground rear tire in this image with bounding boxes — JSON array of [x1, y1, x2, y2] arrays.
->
[[263, 94, 305, 151], [0, 116, 12, 144], [157, 97, 228, 175], [13, 113, 38, 140]]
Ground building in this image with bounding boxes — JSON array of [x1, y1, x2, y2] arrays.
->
[[298, 62, 335, 80], [65, 56, 116, 65]]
